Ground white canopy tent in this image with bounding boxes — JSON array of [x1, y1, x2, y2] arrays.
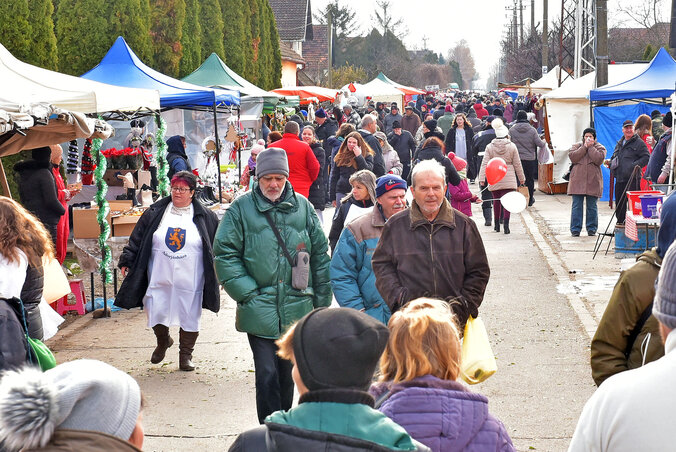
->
[[341, 79, 403, 108], [0, 43, 160, 114], [542, 63, 648, 181]]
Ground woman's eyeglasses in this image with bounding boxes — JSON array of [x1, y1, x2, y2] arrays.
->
[[171, 187, 191, 193]]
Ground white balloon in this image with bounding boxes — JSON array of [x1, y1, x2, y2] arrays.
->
[[500, 191, 527, 214]]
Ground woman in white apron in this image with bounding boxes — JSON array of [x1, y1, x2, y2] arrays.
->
[[116, 172, 220, 371]]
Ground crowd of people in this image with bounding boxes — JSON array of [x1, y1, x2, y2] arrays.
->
[[1, 89, 676, 451]]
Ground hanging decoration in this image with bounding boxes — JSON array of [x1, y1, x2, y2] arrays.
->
[[155, 114, 169, 197], [66, 140, 79, 174], [92, 136, 112, 284], [81, 139, 96, 185]]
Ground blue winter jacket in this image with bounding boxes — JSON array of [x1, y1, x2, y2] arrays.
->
[[330, 206, 391, 324]]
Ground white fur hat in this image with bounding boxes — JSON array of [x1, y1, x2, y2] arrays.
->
[[0, 360, 141, 450]]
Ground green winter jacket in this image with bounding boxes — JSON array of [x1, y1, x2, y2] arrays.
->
[[213, 182, 332, 339]]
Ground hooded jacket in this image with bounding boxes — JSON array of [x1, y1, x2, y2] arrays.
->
[[331, 206, 391, 324], [371, 199, 490, 329], [567, 140, 606, 198], [213, 181, 331, 339], [370, 375, 515, 452], [508, 121, 546, 161], [13, 159, 65, 227], [166, 135, 190, 179], [478, 138, 525, 191], [274, 133, 320, 198], [114, 196, 221, 313], [229, 390, 430, 451]]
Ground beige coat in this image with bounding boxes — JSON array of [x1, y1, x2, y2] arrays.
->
[[567, 141, 606, 198], [478, 137, 525, 191]]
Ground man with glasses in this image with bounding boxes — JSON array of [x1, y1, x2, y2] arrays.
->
[[213, 148, 331, 424]]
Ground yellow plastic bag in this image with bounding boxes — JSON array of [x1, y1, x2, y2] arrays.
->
[[460, 316, 497, 384]]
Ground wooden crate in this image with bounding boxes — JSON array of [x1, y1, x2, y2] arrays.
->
[[538, 162, 568, 194]]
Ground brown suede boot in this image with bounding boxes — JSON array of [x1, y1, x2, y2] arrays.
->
[[179, 329, 199, 371], [151, 324, 174, 364]]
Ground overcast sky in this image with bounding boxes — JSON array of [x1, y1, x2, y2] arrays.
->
[[312, 0, 671, 85]]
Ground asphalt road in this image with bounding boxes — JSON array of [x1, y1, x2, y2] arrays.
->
[[50, 193, 606, 452]]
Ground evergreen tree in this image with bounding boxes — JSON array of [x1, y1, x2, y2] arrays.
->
[[27, 0, 58, 70], [198, 0, 225, 61], [179, 0, 202, 77], [245, 0, 261, 85], [149, 0, 186, 77], [106, 0, 153, 64], [0, 0, 32, 63], [263, 0, 281, 89], [56, 0, 110, 75], [257, 0, 272, 88], [240, 2, 254, 80], [221, 0, 247, 75]]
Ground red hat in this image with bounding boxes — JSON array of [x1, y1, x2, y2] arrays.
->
[[447, 152, 467, 171]]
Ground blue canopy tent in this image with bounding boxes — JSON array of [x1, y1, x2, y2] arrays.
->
[[589, 48, 676, 201], [82, 36, 242, 202]]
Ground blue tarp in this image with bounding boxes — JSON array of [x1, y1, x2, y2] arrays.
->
[[81, 37, 240, 108], [593, 103, 670, 201], [590, 48, 676, 102]]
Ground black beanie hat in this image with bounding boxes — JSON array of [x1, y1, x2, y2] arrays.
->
[[516, 110, 528, 121], [292, 307, 389, 391], [664, 111, 673, 128], [30, 146, 52, 162], [651, 110, 662, 119], [424, 119, 438, 131], [392, 120, 401, 129], [582, 127, 597, 139]]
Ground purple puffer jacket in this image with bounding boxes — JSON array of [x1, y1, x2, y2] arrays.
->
[[447, 179, 477, 216], [370, 375, 515, 452]]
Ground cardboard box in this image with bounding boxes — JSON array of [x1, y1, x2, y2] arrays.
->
[[72, 201, 133, 239], [112, 214, 141, 237]]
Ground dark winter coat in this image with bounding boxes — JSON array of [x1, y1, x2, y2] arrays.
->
[[444, 126, 474, 156], [470, 128, 496, 180], [213, 182, 331, 339], [371, 199, 490, 329], [308, 142, 326, 210], [591, 249, 665, 386], [22, 429, 143, 452], [0, 297, 31, 372], [401, 114, 421, 137], [647, 130, 671, 183], [567, 141, 606, 198], [315, 119, 338, 149], [166, 135, 190, 179], [370, 375, 515, 452], [384, 112, 403, 135], [329, 197, 374, 252], [330, 154, 374, 201], [21, 264, 44, 340], [412, 144, 461, 187], [115, 196, 220, 313], [388, 130, 416, 166], [358, 130, 386, 176], [610, 134, 650, 183], [13, 159, 65, 227], [509, 120, 546, 161], [228, 390, 430, 452]]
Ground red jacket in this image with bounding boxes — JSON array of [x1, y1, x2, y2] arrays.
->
[[473, 103, 489, 119], [272, 133, 320, 198]]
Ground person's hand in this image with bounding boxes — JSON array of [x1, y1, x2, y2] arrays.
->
[[62, 189, 72, 201], [657, 173, 668, 184], [353, 145, 362, 157], [585, 137, 594, 147], [603, 159, 610, 168], [646, 136, 654, 146], [474, 198, 483, 204], [479, 181, 486, 187], [121, 267, 129, 277], [394, 129, 401, 136], [332, 200, 336, 208]]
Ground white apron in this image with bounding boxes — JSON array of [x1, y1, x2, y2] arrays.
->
[[143, 204, 204, 331]]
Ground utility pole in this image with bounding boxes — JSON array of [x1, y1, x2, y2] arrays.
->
[[513, 1, 518, 49], [531, 0, 535, 35], [542, 0, 548, 76], [519, 0, 524, 46], [327, 10, 333, 88], [596, 0, 608, 87]]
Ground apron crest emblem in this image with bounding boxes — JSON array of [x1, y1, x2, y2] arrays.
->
[[165, 227, 186, 252]]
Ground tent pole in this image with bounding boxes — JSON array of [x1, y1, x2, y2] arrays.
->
[[0, 159, 10, 198], [213, 102, 223, 204], [238, 107, 242, 181]]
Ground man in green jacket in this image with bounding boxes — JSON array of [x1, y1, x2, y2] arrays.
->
[[213, 148, 332, 424]]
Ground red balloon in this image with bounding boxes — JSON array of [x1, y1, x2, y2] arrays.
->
[[486, 157, 508, 185]]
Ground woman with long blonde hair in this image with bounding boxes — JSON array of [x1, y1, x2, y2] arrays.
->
[[370, 298, 514, 452], [329, 131, 374, 206]]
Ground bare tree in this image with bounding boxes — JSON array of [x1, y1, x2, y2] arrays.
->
[[372, 0, 407, 39], [615, 0, 667, 44], [448, 40, 476, 90]]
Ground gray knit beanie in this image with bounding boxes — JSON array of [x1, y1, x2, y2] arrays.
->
[[256, 147, 289, 178], [0, 359, 141, 450], [653, 242, 676, 329]]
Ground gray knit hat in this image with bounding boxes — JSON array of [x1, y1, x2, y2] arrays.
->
[[256, 147, 289, 178], [0, 359, 141, 450], [654, 242, 676, 328]]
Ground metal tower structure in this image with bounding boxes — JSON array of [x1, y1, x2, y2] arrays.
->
[[559, 0, 597, 85]]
